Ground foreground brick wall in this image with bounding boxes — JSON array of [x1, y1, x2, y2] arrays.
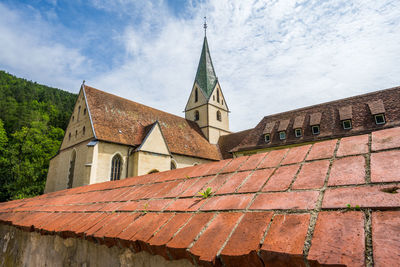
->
[[1, 127, 400, 266]]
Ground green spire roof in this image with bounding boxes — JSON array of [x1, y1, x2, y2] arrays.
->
[[194, 36, 218, 99]]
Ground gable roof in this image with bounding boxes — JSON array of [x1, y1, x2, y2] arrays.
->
[[83, 85, 221, 160], [194, 36, 218, 99], [2, 126, 400, 266], [232, 86, 400, 153]]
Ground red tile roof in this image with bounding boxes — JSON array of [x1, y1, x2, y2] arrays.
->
[[233, 86, 400, 153], [1, 126, 400, 266], [83, 85, 221, 160]]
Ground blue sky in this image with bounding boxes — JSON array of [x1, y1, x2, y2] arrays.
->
[[1, 0, 400, 132]]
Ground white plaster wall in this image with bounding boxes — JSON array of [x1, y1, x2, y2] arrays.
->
[[172, 153, 214, 168]]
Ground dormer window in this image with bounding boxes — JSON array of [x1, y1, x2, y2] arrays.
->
[[194, 110, 199, 121], [279, 131, 286, 140], [295, 128, 302, 137], [342, 119, 352, 130], [312, 125, 320, 135], [375, 114, 386, 125], [264, 133, 270, 143]]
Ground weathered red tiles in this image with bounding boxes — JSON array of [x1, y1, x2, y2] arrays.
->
[[215, 171, 251, 194], [220, 212, 273, 267], [220, 156, 249, 173], [250, 191, 319, 210], [322, 185, 400, 209], [189, 212, 243, 266], [336, 134, 369, 157], [260, 213, 310, 267], [307, 211, 365, 267], [307, 139, 337, 161], [238, 152, 268, 171], [102, 213, 142, 247], [262, 164, 299, 192], [200, 194, 254, 211], [199, 173, 232, 194], [237, 168, 275, 193], [257, 149, 288, 168], [281, 145, 311, 165], [162, 178, 199, 198], [372, 211, 400, 266], [166, 213, 215, 260], [147, 213, 193, 258], [165, 198, 205, 212], [201, 159, 232, 176], [372, 127, 400, 151], [180, 176, 215, 197], [371, 150, 400, 183], [328, 156, 365, 186], [292, 160, 329, 189]]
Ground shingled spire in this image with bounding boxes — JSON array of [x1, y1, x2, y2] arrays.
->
[[194, 36, 218, 99]]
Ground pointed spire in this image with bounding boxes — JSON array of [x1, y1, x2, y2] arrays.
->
[[194, 22, 217, 100], [204, 16, 207, 37]]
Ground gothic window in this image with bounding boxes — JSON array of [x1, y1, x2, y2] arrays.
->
[[75, 130, 78, 138], [82, 126, 86, 136], [148, 169, 159, 174], [67, 150, 76, 189], [110, 154, 122, 181], [217, 90, 220, 103], [78, 106, 81, 121], [194, 110, 200, 121], [83, 108, 87, 115], [68, 132, 71, 141], [217, 110, 222, 121], [195, 89, 198, 102], [72, 115, 74, 122]]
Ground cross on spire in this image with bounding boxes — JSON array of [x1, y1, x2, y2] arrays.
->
[[203, 16, 207, 36]]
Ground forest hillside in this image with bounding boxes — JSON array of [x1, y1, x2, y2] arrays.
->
[[0, 71, 76, 201]]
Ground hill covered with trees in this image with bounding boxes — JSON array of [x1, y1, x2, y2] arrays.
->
[[0, 71, 77, 201]]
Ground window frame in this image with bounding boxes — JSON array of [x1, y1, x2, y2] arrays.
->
[[110, 154, 123, 181], [216, 110, 222, 121], [342, 119, 352, 130], [194, 110, 200, 121], [312, 125, 320, 135], [264, 133, 270, 143], [295, 128, 302, 138], [374, 114, 386, 125], [279, 131, 286, 140]]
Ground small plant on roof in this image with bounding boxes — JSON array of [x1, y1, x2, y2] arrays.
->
[[346, 204, 361, 211], [143, 203, 149, 214], [198, 187, 213, 199]]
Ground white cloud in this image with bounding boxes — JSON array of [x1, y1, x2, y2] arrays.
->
[[0, 3, 88, 91], [1, 0, 400, 132]]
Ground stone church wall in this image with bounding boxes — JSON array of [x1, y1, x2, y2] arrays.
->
[[171, 153, 212, 169], [0, 224, 193, 267]]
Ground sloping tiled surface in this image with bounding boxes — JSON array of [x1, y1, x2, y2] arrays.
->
[[2, 127, 400, 266], [83, 85, 221, 160]]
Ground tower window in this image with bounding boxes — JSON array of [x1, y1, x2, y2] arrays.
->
[[195, 88, 198, 103], [312, 125, 320, 135], [264, 134, 270, 143], [279, 131, 286, 140], [83, 108, 87, 115], [82, 126, 86, 135], [194, 110, 199, 121], [375, 114, 385, 125], [216, 110, 221, 121], [217, 90, 220, 103], [110, 154, 122, 181], [342, 119, 352, 130], [295, 128, 302, 137]]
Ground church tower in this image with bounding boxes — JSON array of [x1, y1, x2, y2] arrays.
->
[[185, 20, 230, 144]]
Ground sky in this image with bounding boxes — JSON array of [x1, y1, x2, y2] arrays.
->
[[0, 0, 399, 132]]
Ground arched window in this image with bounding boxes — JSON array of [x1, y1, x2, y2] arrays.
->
[[171, 161, 177, 170], [83, 108, 87, 115], [217, 110, 222, 121], [82, 126, 86, 136], [72, 116, 74, 122], [68, 132, 71, 141], [67, 150, 76, 189], [217, 90, 220, 103], [194, 110, 200, 121], [75, 130, 78, 138], [195, 88, 198, 102], [148, 169, 159, 174], [110, 154, 122, 181], [78, 106, 81, 121]]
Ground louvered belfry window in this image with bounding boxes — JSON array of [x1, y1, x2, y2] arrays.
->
[[110, 154, 122, 181]]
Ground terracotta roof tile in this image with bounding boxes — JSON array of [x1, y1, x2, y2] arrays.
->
[[2, 127, 400, 266], [83, 85, 221, 160]]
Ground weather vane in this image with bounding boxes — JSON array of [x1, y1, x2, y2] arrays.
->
[[203, 16, 207, 36]]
